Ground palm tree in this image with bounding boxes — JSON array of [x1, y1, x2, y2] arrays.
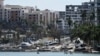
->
[[47, 23, 61, 44], [81, 10, 87, 23], [89, 12, 95, 24], [31, 23, 43, 39], [71, 22, 100, 45], [15, 28, 22, 44], [49, 28, 61, 44], [67, 16, 73, 36]]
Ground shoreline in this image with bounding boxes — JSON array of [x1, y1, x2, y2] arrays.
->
[[0, 50, 100, 54], [0, 51, 100, 54]]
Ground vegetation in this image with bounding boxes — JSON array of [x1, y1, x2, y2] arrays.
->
[[47, 24, 62, 44], [71, 10, 100, 45], [71, 22, 100, 45], [0, 11, 99, 46], [81, 10, 87, 22], [67, 16, 73, 35]]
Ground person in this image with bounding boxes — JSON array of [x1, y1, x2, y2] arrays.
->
[[64, 48, 67, 54], [64, 45, 68, 54], [37, 47, 40, 54]]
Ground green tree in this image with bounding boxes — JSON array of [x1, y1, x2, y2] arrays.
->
[[31, 23, 43, 39], [47, 24, 61, 44], [67, 16, 73, 36], [81, 10, 87, 23], [71, 23, 100, 45]]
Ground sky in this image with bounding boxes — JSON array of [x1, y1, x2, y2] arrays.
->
[[4, 0, 90, 11]]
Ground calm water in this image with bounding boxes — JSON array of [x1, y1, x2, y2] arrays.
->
[[0, 52, 100, 56]]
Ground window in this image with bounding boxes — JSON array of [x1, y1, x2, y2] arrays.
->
[[66, 15, 70, 17], [97, 3, 100, 5], [74, 7, 78, 11], [69, 7, 72, 9], [72, 15, 77, 17]]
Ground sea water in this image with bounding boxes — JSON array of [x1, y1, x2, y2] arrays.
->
[[0, 52, 100, 56]]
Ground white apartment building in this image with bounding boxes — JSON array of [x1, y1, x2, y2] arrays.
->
[[41, 10, 59, 26], [4, 5, 25, 21], [0, 0, 59, 28], [0, 0, 4, 8], [0, 0, 35, 21], [26, 10, 59, 27]]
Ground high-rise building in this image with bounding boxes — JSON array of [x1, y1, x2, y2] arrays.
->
[[26, 10, 59, 27], [0, 0, 59, 27], [65, 5, 83, 26], [94, 0, 100, 25], [59, 11, 65, 19], [65, 0, 98, 34], [0, 0, 4, 8], [65, 0, 95, 25], [0, 0, 4, 21], [4, 5, 25, 21]]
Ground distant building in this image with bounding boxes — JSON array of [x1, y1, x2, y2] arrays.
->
[[0, 0, 4, 8], [0, 0, 4, 21], [56, 19, 69, 35], [59, 11, 65, 19], [66, 5, 82, 25], [1, 30, 17, 39], [94, 0, 100, 25], [65, 0, 100, 25], [0, 0, 59, 27], [26, 10, 59, 27]]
